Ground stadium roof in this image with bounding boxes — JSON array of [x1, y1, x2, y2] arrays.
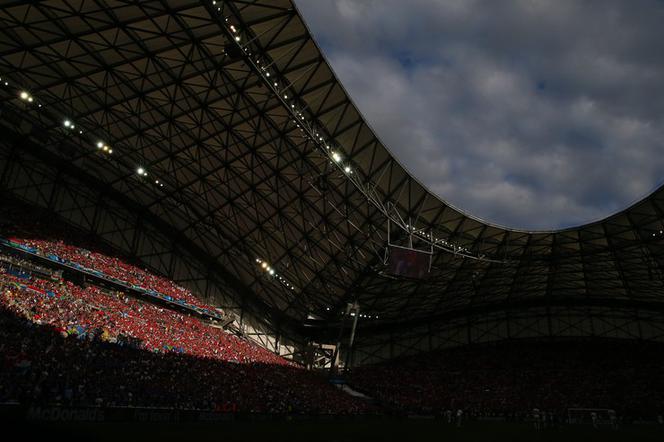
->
[[1, 0, 664, 334]]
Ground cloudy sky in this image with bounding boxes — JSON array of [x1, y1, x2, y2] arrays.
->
[[296, 0, 664, 229]]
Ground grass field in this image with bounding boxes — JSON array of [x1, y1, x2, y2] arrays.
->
[[9, 419, 664, 442]]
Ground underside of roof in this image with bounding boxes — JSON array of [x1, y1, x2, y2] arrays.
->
[[1, 0, 664, 335]]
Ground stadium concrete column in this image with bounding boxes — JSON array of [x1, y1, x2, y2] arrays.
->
[[330, 302, 359, 373], [345, 302, 360, 369], [330, 304, 351, 373]]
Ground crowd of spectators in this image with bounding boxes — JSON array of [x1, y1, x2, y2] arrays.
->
[[2, 202, 663, 420], [0, 203, 374, 414], [347, 340, 664, 420], [0, 266, 371, 414], [6, 236, 216, 312], [0, 201, 218, 314], [0, 267, 286, 365]]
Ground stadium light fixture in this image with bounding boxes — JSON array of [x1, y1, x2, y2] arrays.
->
[[332, 152, 341, 162], [137, 167, 145, 176]]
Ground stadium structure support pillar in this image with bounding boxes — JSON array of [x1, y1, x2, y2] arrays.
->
[[330, 301, 360, 374], [344, 302, 360, 369]]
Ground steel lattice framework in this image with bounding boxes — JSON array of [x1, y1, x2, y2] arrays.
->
[[1, 0, 664, 358]]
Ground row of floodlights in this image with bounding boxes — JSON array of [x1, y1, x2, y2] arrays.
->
[[210, 11, 475, 255], [324, 307, 378, 319], [15, 76, 301, 281], [20, 89, 87, 135], [96, 141, 113, 154], [6, 79, 168, 191], [19, 90, 34, 103], [404, 223, 470, 253], [256, 258, 296, 291], [294, 123, 355, 176], [211, 1, 240, 41], [136, 167, 164, 187], [218, 7, 471, 256], [215, 6, 356, 178]]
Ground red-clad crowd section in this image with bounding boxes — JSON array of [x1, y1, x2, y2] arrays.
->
[[8, 236, 215, 312], [0, 201, 227, 318], [0, 270, 287, 365], [0, 266, 370, 413], [0, 203, 372, 413]]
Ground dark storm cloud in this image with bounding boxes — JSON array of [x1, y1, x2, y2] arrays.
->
[[295, 0, 664, 229]]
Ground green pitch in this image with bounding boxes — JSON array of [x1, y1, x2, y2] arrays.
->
[[11, 419, 664, 442]]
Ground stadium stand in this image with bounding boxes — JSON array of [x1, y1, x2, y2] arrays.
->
[[0, 206, 373, 414], [3, 236, 663, 421], [0, 262, 371, 414], [348, 340, 664, 421], [0, 209, 662, 421], [0, 203, 238, 326]]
